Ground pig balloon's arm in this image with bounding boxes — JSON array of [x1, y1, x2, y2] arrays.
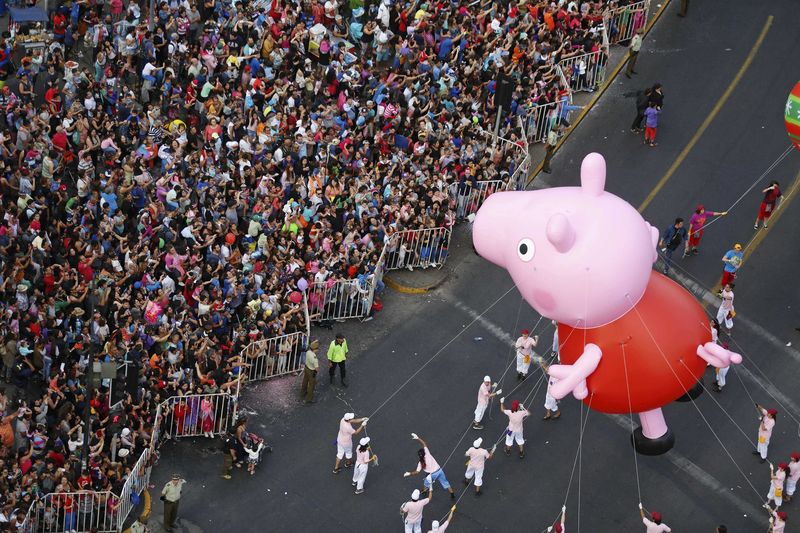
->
[[696, 342, 742, 368], [547, 344, 602, 400]]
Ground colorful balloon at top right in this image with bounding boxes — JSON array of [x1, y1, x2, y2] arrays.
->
[[785, 81, 800, 150]]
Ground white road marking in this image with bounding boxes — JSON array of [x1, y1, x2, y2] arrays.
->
[[451, 299, 518, 345], [607, 415, 762, 522]]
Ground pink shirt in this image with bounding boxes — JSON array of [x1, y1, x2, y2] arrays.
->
[[503, 409, 529, 433], [773, 512, 786, 533], [401, 498, 429, 523], [772, 469, 786, 491], [477, 382, 491, 406], [789, 461, 800, 482], [336, 419, 355, 447], [356, 448, 370, 465], [465, 447, 490, 470], [642, 518, 671, 532], [759, 410, 775, 440], [416, 447, 441, 474], [515, 336, 536, 355]]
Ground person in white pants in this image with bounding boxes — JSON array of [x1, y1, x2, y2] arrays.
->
[[352, 437, 378, 494], [541, 362, 561, 420], [551, 320, 560, 362], [713, 342, 731, 392], [785, 452, 800, 502], [754, 404, 777, 463], [333, 413, 368, 473], [716, 284, 735, 331], [464, 438, 494, 496], [472, 376, 501, 430], [400, 489, 430, 533], [500, 398, 530, 458], [768, 462, 789, 508], [515, 330, 539, 381]]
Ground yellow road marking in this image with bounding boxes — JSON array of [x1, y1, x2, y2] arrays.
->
[[637, 15, 774, 212]]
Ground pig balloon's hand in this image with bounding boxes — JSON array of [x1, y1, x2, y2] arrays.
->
[[547, 344, 602, 400], [696, 342, 743, 368]]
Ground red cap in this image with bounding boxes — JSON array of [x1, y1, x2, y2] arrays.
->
[[791, 452, 800, 461], [554, 524, 562, 533], [779, 462, 790, 470], [522, 329, 530, 335], [511, 400, 520, 411], [777, 511, 788, 521], [651, 512, 661, 523], [696, 204, 704, 211], [768, 408, 778, 416]]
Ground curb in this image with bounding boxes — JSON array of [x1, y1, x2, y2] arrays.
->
[[526, 0, 673, 186], [384, 271, 447, 294]]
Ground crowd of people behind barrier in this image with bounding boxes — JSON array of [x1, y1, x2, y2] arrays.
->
[[0, 0, 641, 529]]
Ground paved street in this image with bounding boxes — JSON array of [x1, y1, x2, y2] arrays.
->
[[149, 1, 800, 531]]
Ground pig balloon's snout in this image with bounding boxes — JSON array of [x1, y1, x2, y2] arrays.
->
[[472, 195, 510, 268]]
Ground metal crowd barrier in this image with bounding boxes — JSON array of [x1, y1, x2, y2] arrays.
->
[[603, 0, 649, 45], [161, 392, 239, 440], [452, 179, 515, 220], [23, 490, 118, 533], [115, 448, 153, 533], [525, 100, 565, 143], [383, 227, 452, 271], [558, 50, 608, 93], [308, 278, 374, 322], [241, 332, 308, 381]]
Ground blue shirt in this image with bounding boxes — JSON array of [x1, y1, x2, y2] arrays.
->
[[722, 250, 743, 273]]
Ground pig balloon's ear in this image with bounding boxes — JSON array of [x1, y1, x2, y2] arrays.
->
[[580, 153, 606, 197], [546, 213, 575, 253]]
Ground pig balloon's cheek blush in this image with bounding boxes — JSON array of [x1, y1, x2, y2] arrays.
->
[[532, 289, 556, 313]]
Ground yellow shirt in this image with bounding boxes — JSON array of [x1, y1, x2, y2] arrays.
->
[[327, 340, 348, 363]]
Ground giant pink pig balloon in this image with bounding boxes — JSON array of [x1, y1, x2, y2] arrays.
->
[[473, 153, 742, 455]]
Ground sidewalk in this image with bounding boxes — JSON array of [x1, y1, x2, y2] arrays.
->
[[382, 226, 473, 293]]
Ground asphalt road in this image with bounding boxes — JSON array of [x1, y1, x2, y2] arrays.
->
[[148, 1, 800, 532]]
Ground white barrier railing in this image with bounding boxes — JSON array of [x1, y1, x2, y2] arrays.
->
[[161, 392, 239, 440], [525, 100, 564, 144], [558, 50, 607, 93], [383, 227, 452, 272], [23, 490, 119, 533], [308, 278, 374, 322], [604, 0, 649, 45], [452, 179, 515, 220], [115, 448, 153, 533], [241, 332, 308, 381]]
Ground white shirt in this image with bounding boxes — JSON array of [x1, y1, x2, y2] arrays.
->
[[642, 518, 671, 532]]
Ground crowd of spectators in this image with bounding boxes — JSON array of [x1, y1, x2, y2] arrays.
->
[[0, 0, 629, 528]]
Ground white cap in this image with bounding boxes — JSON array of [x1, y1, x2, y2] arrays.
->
[[483, 375, 491, 382], [432, 520, 441, 530], [411, 489, 420, 500], [118, 448, 130, 457], [359, 437, 370, 446], [473, 438, 483, 448], [343, 413, 355, 421], [121, 428, 130, 437]]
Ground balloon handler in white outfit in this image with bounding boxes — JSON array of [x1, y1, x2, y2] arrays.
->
[[472, 376, 501, 430], [500, 398, 531, 458], [514, 329, 539, 381], [463, 438, 495, 496], [540, 361, 561, 420], [351, 437, 378, 495]]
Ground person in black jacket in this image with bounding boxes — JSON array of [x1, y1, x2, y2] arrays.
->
[[631, 87, 651, 132]]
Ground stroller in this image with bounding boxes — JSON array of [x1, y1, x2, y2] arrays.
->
[[242, 431, 272, 475]]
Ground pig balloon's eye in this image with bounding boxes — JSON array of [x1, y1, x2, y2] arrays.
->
[[517, 238, 535, 262]]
